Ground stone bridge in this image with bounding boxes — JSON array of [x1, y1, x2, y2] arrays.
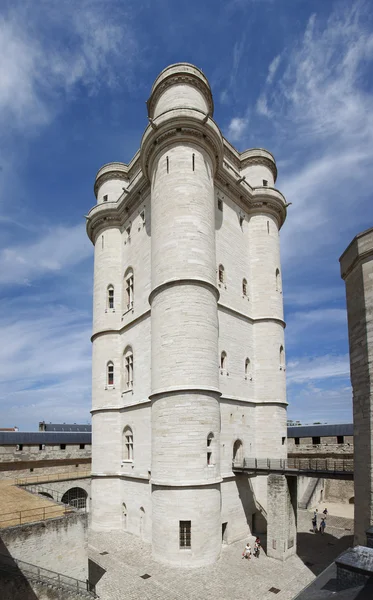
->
[[23, 477, 91, 512]]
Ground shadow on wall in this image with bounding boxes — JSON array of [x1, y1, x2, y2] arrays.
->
[[235, 474, 267, 550], [0, 536, 38, 600], [297, 530, 354, 576], [88, 559, 106, 591]]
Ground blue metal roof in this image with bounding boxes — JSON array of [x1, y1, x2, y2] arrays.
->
[[287, 423, 353, 438], [0, 432, 92, 445], [42, 423, 91, 432]]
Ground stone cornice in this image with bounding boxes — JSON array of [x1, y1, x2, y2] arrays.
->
[[140, 108, 224, 180], [149, 278, 219, 305], [91, 308, 151, 342], [87, 126, 286, 245]]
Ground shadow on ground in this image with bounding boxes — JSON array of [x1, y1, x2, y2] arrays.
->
[[297, 530, 353, 576], [0, 536, 38, 600]]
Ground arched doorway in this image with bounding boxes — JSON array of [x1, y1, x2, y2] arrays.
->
[[232, 439, 243, 465], [139, 507, 145, 539], [61, 487, 87, 510]]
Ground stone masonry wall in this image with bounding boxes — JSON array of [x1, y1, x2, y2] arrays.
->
[[0, 513, 88, 580]]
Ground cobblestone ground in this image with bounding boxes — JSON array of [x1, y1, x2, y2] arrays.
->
[[88, 510, 353, 600]]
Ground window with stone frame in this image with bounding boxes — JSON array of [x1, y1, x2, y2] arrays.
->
[[123, 427, 134, 461], [124, 269, 134, 310], [107, 285, 114, 310], [107, 361, 114, 386], [124, 347, 134, 389], [179, 521, 191, 549]]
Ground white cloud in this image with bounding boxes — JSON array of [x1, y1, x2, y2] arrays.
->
[[0, 1, 139, 130], [287, 354, 350, 384], [226, 117, 249, 142], [0, 224, 92, 285], [266, 54, 281, 84], [256, 94, 272, 118], [0, 300, 92, 429]]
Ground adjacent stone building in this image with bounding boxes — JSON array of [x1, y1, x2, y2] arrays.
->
[[340, 227, 373, 546], [86, 63, 290, 566]]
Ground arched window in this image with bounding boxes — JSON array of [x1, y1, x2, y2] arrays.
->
[[207, 432, 215, 466], [124, 267, 134, 310], [232, 439, 243, 465], [218, 264, 225, 284], [276, 268, 282, 293], [107, 285, 114, 310], [220, 351, 227, 372], [245, 358, 252, 380], [124, 346, 133, 389], [242, 278, 247, 296], [123, 426, 133, 461], [107, 361, 114, 386], [279, 345, 285, 370]]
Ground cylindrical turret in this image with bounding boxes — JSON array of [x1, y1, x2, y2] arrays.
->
[[143, 63, 223, 567], [94, 162, 129, 204], [240, 149, 277, 188]]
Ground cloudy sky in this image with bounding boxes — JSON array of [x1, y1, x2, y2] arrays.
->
[[1, 0, 371, 429]]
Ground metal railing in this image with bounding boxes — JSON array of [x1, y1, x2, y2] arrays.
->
[[233, 457, 354, 473], [15, 470, 91, 486], [0, 552, 97, 597], [0, 504, 74, 528]]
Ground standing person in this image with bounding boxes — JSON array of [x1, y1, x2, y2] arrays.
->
[[323, 507, 328, 516], [320, 518, 326, 534], [243, 542, 251, 560], [312, 514, 317, 533], [254, 537, 261, 558]]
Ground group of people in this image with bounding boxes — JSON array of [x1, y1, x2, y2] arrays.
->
[[312, 507, 328, 534], [242, 537, 261, 560]]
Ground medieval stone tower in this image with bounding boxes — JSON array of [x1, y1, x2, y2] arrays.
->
[[87, 63, 291, 567]]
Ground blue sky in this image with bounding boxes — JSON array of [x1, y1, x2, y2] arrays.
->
[[1, 0, 372, 430]]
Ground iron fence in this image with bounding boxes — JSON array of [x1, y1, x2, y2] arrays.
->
[[233, 457, 353, 473]]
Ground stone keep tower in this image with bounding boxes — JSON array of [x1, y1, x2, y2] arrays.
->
[[87, 63, 290, 566], [340, 227, 373, 546]]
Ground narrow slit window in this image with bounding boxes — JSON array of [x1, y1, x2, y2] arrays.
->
[[218, 198, 223, 211], [166, 156, 169, 173], [179, 521, 191, 549], [263, 179, 268, 187], [192, 153, 195, 171], [207, 432, 214, 465], [220, 351, 227, 371], [218, 264, 225, 284], [103, 194, 108, 202], [242, 278, 247, 296]]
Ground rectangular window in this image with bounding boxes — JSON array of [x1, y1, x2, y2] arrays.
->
[[207, 451, 212, 465], [39, 444, 44, 451], [79, 444, 85, 450], [337, 436, 344, 444], [140, 210, 145, 224], [103, 195, 108, 202], [16, 444, 23, 451], [282, 437, 286, 445], [263, 179, 268, 186], [60, 444, 66, 450], [179, 521, 191, 549], [217, 198, 223, 211], [294, 438, 300, 445], [312, 437, 320, 445]]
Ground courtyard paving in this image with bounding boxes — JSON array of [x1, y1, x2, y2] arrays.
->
[[88, 511, 354, 600]]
